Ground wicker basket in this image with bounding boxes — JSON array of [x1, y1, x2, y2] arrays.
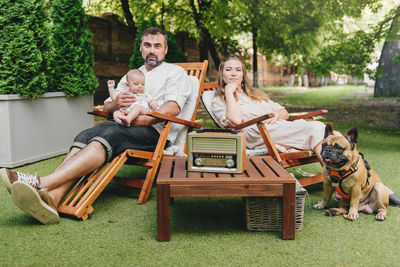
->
[[245, 180, 307, 231]]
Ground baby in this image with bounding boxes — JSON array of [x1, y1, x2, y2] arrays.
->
[[107, 69, 158, 127]]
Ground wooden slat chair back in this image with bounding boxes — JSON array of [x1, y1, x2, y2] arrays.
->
[[200, 81, 327, 187], [172, 61, 208, 127], [57, 60, 208, 220]]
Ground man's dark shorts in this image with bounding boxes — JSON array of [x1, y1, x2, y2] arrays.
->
[[72, 120, 161, 162]]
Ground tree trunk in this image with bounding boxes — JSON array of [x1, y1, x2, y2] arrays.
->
[[315, 76, 320, 86], [121, 0, 137, 39], [203, 30, 220, 69], [161, 1, 165, 31], [303, 74, 309, 87], [302, 66, 309, 87], [189, 0, 220, 69], [297, 75, 302, 87], [374, 19, 400, 97], [288, 74, 295, 86], [324, 76, 330, 86], [252, 27, 259, 88], [321, 76, 326, 85], [199, 39, 208, 62]]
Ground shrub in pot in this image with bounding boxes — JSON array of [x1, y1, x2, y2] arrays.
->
[[49, 0, 98, 96], [0, 0, 50, 98], [0, 0, 96, 168]]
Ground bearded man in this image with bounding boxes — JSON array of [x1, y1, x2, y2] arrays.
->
[[0, 27, 189, 224]]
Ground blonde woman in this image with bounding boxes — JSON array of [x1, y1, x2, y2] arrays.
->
[[211, 56, 326, 163], [211, 55, 400, 206]]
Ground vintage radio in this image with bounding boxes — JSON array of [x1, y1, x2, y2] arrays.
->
[[187, 129, 246, 173]]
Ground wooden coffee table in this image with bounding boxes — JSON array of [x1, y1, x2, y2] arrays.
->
[[157, 156, 296, 241]]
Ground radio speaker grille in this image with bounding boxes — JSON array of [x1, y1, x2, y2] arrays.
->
[[192, 137, 236, 153]]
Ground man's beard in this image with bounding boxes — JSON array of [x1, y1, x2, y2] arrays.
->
[[144, 53, 164, 67]]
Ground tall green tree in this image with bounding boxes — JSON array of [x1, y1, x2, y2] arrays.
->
[[121, 0, 138, 38], [84, 0, 240, 69], [84, 0, 392, 82], [159, 0, 240, 68], [0, 0, 50, 98], [253, 0, 382, 85], [188, 0, 222, 67], [310, 2, 399, 85], [231, 0, 270, 87], [50, 0, 98, 97]]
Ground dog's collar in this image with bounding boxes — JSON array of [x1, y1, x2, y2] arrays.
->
[[327, 158, 359, 184], [327, 157, 370, 199]]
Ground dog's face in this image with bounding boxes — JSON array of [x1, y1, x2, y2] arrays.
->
[[321, 124, 358, 170]]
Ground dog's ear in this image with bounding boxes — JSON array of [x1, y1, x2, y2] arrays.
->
[[345, 127, 358, 149], [324, 124, 334, 138]]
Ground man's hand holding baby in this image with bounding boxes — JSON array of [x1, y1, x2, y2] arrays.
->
[[115, 91, 136, 110]]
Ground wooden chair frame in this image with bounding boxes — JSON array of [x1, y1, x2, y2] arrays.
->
[[200, 81, 328, 187], [57, 60, 208, 220]]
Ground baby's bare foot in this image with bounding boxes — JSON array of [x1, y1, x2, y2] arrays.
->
[[121, 117, 131, 127], [114, 118, 123, 125]]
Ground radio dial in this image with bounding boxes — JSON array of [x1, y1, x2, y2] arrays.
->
[[194, 157, 204, 166], [225, 158, 235, 168]]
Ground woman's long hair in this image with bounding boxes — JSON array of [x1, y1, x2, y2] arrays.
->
[[216, 56, 269, 102]]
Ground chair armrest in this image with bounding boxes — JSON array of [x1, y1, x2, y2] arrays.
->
[[87, 110, 202, 128], [233, 113, 274, 130], [287, 109, 328, 121], [87, 110, 112, 119], [149, 111, 202, 128]]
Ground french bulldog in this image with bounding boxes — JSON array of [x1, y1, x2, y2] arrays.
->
[[313, 124, 389, 221]]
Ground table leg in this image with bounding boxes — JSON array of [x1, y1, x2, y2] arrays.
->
[[157, 184, 171, 241], [282, 183, 296, 240]]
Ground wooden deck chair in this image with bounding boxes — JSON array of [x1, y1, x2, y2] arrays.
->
[[200, 81, 328, 187], [57, 60, 208, 220]]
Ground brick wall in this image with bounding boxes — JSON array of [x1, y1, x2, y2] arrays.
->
[[246, 53, 321, 87], [247, 53, 286, 87], [88, 14, 134, 104]]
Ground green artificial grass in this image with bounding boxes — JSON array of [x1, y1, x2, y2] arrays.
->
[[1, 88, 400, 266]]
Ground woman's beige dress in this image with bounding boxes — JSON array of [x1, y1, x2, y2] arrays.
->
[[211, 93, 325, 152]]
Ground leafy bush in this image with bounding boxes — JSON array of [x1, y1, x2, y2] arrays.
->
[[0, 0, 50, 99], [49, 0, 98, 97]]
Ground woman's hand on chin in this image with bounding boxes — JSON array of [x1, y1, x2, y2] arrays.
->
[[225, 83, 239, 96]]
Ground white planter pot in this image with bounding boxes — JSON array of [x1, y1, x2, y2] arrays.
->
[[0, 92, 94, 168]]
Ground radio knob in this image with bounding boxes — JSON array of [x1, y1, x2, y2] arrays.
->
[[225, 159, 235, 168], [194, 157, 204, 166]]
